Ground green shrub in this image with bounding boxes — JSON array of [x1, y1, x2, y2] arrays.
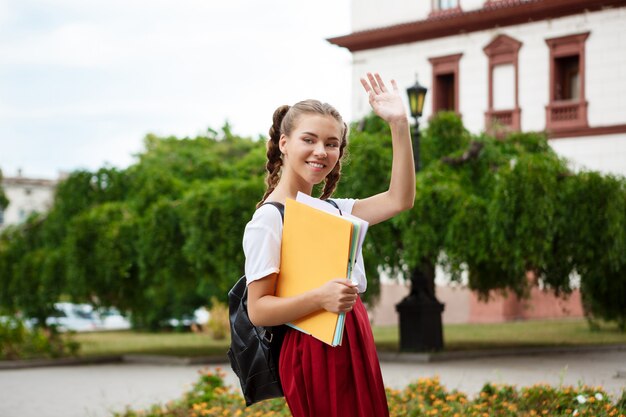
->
[[0, 316, 80, 360], [206, 298, 229, 340]]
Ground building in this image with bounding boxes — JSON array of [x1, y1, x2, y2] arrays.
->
[[329, 0, 626, 176], [328, 0, 626, 324], [0, 171, 58, 230]]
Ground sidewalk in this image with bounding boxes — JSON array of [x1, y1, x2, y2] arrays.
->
[[1, 349, 625, 417]]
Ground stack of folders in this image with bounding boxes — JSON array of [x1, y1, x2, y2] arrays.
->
[[276, 192, 369, 346]]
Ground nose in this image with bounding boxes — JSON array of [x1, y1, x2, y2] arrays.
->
[[313, 142, 327, 158]]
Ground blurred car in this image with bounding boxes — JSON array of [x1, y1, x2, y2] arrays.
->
[[43, 302, 100, 332], [161, 307, 211, 331], [94, 307, 131, 331]]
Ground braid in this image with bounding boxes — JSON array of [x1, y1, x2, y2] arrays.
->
[[320, 122, 348, 200], [257, 105, 290, 208]]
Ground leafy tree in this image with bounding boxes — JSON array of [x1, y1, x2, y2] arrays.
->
[[342, 111, 626, 332], [0, 169, 9, 211]]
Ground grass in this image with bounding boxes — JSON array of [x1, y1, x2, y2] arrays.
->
[[68, 318, 626, 358], [73, 330, 230, 357], [373, 318, 626, 352]]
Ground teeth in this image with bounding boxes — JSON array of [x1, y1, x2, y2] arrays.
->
[[308, 162, 324, 168]]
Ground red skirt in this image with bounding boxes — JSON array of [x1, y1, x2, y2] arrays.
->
[[279, 297, 389, 417]]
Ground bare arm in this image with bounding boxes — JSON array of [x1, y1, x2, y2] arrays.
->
[[351, 73, 416, 226], [247, 274, 358, 327]]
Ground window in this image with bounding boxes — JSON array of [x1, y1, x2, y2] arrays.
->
[[555, 55, 580, 100], [429, 53, 463, 116], [430, 0, 461, 16], [545, 32, 590, 131], [437, 0, 458, 9], [483, 34, 522, 132]]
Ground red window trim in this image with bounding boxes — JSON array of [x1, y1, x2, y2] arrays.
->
[[429, 53, 463, 117], [545, 32, 590, 132], [483, 34, 523, 133]]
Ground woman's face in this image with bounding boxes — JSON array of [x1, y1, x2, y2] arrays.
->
[[279, 114, 342, 187]]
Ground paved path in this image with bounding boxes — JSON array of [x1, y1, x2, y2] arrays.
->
[[1, 350, 625, 417]]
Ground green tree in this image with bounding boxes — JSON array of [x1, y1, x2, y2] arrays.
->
[[0, 126, 268, 330], [342, 111, 626, 334], [0, 169, 9, 212]]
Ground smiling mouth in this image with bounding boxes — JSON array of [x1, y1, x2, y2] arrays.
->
[[306, 162, 326, 169]]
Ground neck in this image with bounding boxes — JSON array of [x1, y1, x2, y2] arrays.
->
[[269, 172, 314, 203]]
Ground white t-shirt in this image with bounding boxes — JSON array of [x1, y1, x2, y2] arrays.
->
[[242, 198, 368, 293]]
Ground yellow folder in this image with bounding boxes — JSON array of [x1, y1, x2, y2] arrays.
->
[[276, 198, 354, 346]]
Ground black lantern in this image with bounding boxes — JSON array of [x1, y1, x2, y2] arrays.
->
[[406, 77, 427, 119]]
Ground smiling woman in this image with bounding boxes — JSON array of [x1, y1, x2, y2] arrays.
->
[[239, 73, 415, 417]]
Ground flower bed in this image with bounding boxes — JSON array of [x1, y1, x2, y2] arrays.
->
[[115, 368, 626, 417]]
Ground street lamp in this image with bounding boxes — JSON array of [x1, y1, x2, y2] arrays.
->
[[395, 75, 445, 352], [406, 76, 428, 171]]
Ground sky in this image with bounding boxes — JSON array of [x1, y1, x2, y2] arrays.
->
[[0, 0, 353, 179]]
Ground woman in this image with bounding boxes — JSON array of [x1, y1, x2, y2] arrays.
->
[[243, 73, 415, 417]]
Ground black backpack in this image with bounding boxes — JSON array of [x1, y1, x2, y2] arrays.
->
[[227, 199, 340, 406], [227, 202, 286, 406]]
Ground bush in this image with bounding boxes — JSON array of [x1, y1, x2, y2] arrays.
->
[[0, 316, 80, 360], [206, 297, 229, 340], [114, 369, 626, 417]]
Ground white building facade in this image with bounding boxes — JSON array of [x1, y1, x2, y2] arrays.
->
[[0, 174, 57, 230], [329, 0, 626, 176]]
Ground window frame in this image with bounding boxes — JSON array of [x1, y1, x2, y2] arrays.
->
[[428, 53, 463, 117], [483, 34, 523, 133], [545, 32, 590, 131]]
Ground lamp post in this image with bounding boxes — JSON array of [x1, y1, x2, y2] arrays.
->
[[395, 76, 445, 352], [406, 77, 428, 171]]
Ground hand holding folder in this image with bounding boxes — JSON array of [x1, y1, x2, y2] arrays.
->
[[275, 195, 368, 346]]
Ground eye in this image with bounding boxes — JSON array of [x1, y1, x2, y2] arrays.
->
[[302, 137, 314, 144], [326, 141, 340, 148]]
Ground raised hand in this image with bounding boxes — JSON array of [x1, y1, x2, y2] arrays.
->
[[360, 72, 407, 124]]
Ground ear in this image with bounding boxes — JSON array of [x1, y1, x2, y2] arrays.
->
[[279, 134, 288, 155]]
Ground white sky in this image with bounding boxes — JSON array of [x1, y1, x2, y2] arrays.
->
[[0, 0, 353, 179]]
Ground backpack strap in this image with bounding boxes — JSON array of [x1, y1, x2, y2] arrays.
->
[[260, 201, 285, 221], [261, 199, 340, 219], [325, 199, 342, 216], [261, 198, 343, 223]]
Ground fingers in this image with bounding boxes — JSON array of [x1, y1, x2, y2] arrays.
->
[[361, 72, 383, 95], [359, 77, 372, 95], [361, 72, 397, 98], [374, 73, 387, 92], [332, 278, 358, 289]]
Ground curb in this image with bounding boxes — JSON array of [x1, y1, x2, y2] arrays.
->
[[122, 354, 227, 366], [0, 355, 123, 370], [3, 344, 626, 370], [0, 354, 227, 370], [378, 343, 626, 363]]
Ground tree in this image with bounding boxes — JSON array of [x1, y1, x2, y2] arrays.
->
[[342, 111, 626, 334], [0, 169, 8, 213], [0, 126, 268, 330]]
